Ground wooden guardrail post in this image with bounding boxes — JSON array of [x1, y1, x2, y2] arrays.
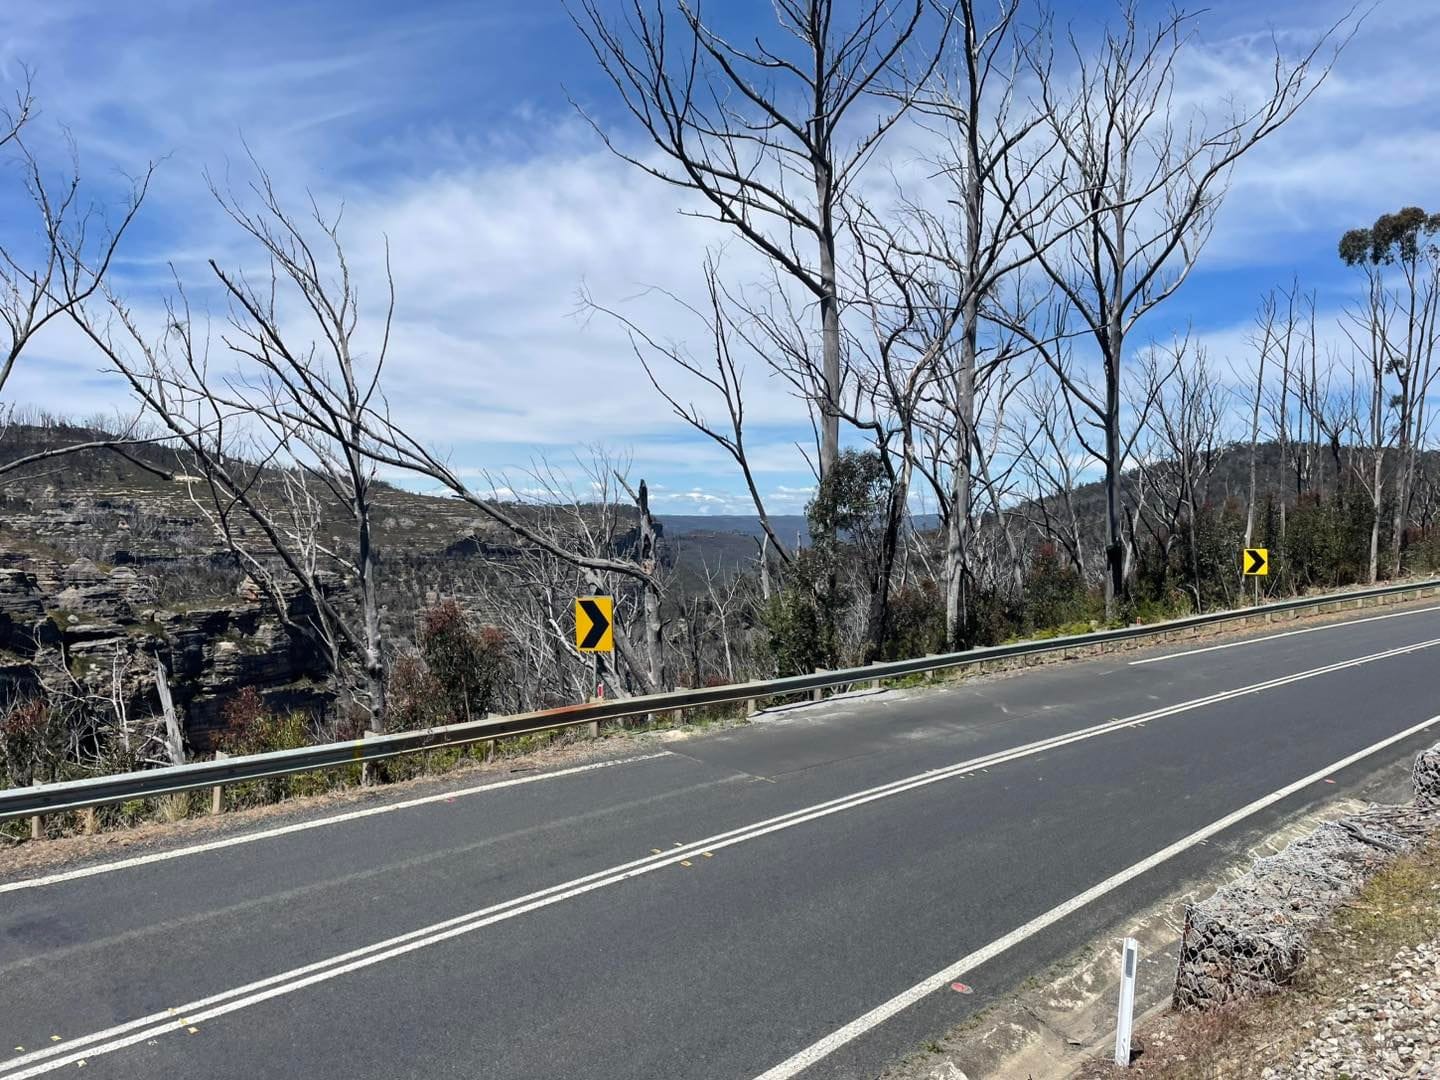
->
[[812, 669, 824, 702], [360, 730, 377, 786], [82, 807, 97, 835], [29, 780, 43, 841], [211, 750, 229, 814]]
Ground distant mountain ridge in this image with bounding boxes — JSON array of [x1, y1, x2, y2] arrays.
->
[[662, 513, 943, 546]]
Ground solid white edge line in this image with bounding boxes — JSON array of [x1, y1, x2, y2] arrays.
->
[[1129, 604, 1440, 666], [3, 635, 1437, 1077], [750, 712, 1440, 1080], [0, 752, 673, 895]]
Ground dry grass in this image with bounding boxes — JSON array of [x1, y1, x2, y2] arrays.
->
[[1076, 839, 1440, 1079]]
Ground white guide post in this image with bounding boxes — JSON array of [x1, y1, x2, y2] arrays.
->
[[1114, 936, 1139, 1067]]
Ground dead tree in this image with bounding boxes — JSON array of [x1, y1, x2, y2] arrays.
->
[[0, 73, 153, 478], [1010, 371, 1090, 578], [69, 167, 392, 732], [372, 438, 673, 697], [570, 0, 950, 481], [584, 260, 795, 569], [1018, 2, 1353, 617], [1240, 282, 1320, 579], [1340, 280, 1399, 584], [463, 460, 667, 711], [1135, 340, 1224, 610], [892, 0, 1069, 647]]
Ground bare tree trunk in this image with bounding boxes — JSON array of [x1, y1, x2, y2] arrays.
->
[[1103, 312, 1126, 617], [867, 449, 912, 660], [635, 480, 665, 690], [945, 320, 977, 648], [1243, 306, 1269, 556], [815, 164, 841, 479]]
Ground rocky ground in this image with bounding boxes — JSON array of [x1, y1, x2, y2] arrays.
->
[[1073, 836, 1440, 1080], [1261, 938, 1440, 1079]]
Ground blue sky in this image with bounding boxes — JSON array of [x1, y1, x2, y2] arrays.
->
[[3, 0, 1438, 515]]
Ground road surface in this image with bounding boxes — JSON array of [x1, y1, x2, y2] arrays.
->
[[4, 600, 1440, 1079]]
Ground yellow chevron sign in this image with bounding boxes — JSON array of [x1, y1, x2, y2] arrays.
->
[[575, 596, 613, 652], [1243, 548, 1269, 576]]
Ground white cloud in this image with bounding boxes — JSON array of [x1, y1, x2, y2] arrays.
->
[[4, 0, 1436, 519]]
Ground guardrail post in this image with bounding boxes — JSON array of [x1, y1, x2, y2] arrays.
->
[[360, 730, 378, 786], [211, 750, 229, 814], [925, 654, 939, 681], [82, 806, 97, 835], [813, 669, 824, 702], [871, 661, 882, 691], [744, 698, 757, 717], [28, 780, 43, 841]]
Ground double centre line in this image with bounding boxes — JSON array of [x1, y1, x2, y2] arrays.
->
[[5, 632, 1440, 1077]]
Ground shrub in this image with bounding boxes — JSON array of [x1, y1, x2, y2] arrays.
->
[[386, 651, 445, 733], [214, 688, 329, 804], [416, 600, 507, 725], [879, 580, 946, 661], [759, 582, 830, 677], [0, 697, 66, 789], [1023, 547, 1093, 633]]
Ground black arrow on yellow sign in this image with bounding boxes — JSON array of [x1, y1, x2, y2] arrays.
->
[[1243, 547, 1269, 576], [576, 596, 613, 652]]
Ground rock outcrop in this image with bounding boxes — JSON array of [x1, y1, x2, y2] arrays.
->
[[0, 558, 334, 750]]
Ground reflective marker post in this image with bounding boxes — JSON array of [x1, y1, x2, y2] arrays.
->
[[589, 654, 602, 738], [1114, 936, 1139, 1067]]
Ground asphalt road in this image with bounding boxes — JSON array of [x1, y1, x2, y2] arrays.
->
[[4, 600, 1440, 1080]]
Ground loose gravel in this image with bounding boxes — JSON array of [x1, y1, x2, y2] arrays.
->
[[1262, 938, 1440, 1079]]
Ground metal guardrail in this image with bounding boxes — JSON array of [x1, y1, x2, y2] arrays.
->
[[3, 577, 1438, 823]]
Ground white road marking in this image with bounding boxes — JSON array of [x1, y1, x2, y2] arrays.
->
[[1129, 604, 1440, 665], [0, 753, 672, 895], [751, 712, 1440, 1080], [2, 634, 1436, 1077]]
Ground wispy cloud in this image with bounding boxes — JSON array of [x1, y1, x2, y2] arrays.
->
[[2, 0, 1432, 515]]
